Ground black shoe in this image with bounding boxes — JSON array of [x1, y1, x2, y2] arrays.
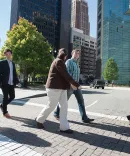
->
[[36, 122, 44, 129], [35, 118, 44, 129], [127, 115, 130, 121], [60, 129, 73, 134], [83, 118, 94, 123]]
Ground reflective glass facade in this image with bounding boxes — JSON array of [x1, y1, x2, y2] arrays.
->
[[97, 0, 130, 84], [10, 0, 71, 51]]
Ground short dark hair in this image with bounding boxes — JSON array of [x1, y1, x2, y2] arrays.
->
[[71, 49, 80, 55], [57, 48, 68, 60], [58, 48, 68, 55], [4, 49, 12, 54]]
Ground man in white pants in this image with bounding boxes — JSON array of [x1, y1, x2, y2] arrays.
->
[[36, 48, 80, 133], [37, 89, 69, 131]]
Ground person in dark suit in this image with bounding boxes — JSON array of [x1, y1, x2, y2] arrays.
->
[[0, 49, 19, 118]]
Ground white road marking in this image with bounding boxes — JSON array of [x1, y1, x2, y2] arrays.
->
[[12, 100, 128, 122], [85, 100, 98, 108], [0, 135, 42, 156], [85, 111, 128, 121]]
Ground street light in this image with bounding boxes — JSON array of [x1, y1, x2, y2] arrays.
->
[[50, 49, 57, 58]]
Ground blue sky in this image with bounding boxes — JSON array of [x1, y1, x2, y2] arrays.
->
[[0, 0, 97, 49], [87, 0, 97, 37], [0, 0, 11, 49]]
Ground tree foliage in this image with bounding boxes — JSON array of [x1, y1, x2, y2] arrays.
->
[[0, 46, 6, 60], [1, 17, 53, 79], [103, 58, 119, 82]]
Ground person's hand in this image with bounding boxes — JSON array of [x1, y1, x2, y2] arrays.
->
[[78, 86, 82, 89], [71, 84, 77, 90], [17, 83, 22, 88]]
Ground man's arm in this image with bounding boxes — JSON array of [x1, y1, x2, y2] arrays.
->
[[55, 59, 79, 88]]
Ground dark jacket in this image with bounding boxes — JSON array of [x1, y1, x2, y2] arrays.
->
[[0, 60, 19, 86], [46, 57, 80, 90]]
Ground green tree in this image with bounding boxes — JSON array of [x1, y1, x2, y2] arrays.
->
[[0, 52, 4, 60], [0, 46, 6, 60], [103, 58, 119, 83], [1, 17, 53, 86]]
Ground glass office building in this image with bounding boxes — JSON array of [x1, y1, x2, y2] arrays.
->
[[97, 0, 130, 84], [10, 0, 71, 51]]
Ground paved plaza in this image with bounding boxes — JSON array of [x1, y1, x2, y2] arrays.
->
[[0, 87, 130, 156]]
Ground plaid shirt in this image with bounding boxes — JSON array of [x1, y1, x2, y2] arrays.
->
[[65, 58, 80, 82]]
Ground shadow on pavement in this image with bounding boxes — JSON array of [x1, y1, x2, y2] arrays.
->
[[0, 126, 51, 147], [10, 100, 29, 106], [16, 90, 107, 99], [69, 120, 130, 137], [16, 89, 108, 99], [82, 90, 108, 94], [0, 91, 47, 102], [8, 116, 130, 154], [17, 93, 47, 100]]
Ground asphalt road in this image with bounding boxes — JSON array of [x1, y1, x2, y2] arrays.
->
[[0, 87, 130, 118], [72, 87, 130, 117], [16, 87, 130, 118]]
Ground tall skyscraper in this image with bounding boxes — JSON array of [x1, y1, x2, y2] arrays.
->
[[10, 0, 71, 52], [96, 0, 130, 84], [71, 0, 90, 35]]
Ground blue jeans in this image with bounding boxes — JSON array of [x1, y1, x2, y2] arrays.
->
[[54, 88, 88, 121]]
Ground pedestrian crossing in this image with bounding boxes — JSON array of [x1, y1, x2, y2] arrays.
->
[[0, 134, 42, 156]]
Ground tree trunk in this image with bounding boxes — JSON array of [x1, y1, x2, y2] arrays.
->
[[112, 80, 114, 87], [23, 68, 28, 88]]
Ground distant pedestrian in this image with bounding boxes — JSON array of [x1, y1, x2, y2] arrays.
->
[[36, 48, 80, 133], [0, 49, 19, 118], [54, 49, 94, 123]]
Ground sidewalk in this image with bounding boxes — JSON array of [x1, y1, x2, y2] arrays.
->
[[0, 103, 130, 156], [81, 85, 130, 91]]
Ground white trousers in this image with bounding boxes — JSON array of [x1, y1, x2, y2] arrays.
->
[[36, 88, 70, 131]]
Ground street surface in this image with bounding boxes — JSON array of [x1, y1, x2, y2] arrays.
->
[[10, 87, 130, 118], [0, 86, 130, 156]]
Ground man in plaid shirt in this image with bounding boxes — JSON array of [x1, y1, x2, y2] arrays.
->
[[54, 49, 94, 123]]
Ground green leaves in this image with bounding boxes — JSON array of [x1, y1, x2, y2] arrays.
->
[[103, 58, 119, 82], [1, 17, 53, 77]]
